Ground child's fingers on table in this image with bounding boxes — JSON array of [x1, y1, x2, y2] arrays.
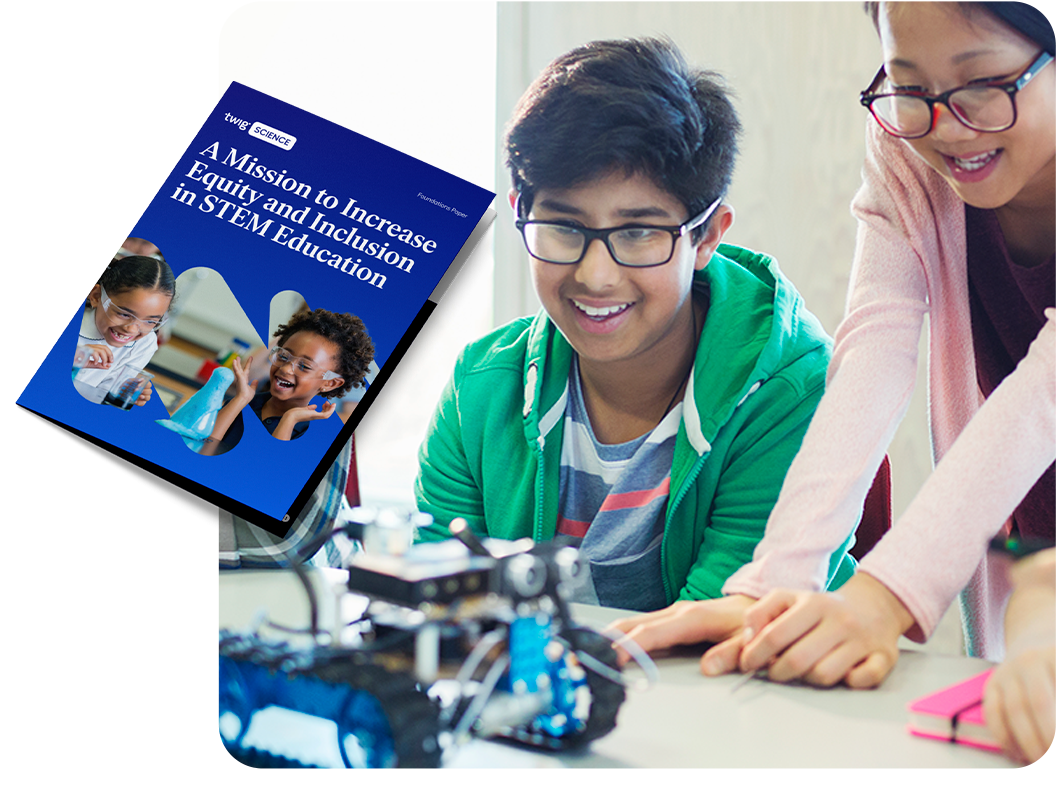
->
[[800, 633, 895, 689], [738, 593, 823, 673], [984, 660, 1052, 765], [609, 608, 700, 660], [1032, 660, 1056, 757], [741, 589, 802, 642], [844, 648, 897, 689], [608, 603, 718, 664], [606, 617, 644, 636], [700, 633, 743, 676], [994, 649, 1056, 763], [606, 609, 676, 665], [609, 598, 756, 665], [983, 677, 1017, 760], [992, 671, 1038, 764], [756, 619, 843, 683], [605, 602, 683, 635], [1010, 659, 1054, 764], [757, 593, 900, 688], [653, 599, 748, 645], [794, 639, 864, 687]]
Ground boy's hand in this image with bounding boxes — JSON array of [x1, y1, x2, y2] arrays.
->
[[738, 572, 913, 688], [134, 379, 153, 406], [83, 344, 113, 369], [606, 595, 755, 669]]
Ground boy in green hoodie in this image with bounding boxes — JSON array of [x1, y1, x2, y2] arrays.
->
[[415, 38, 853, 612]]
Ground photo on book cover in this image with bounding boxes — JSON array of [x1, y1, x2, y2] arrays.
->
[[18, 81, 496, 537]]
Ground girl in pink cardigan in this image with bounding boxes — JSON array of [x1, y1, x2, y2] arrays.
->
[[612, 2, 1054, 754]]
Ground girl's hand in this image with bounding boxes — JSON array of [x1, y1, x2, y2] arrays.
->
[[271, 401, 336, 441], [83, 344, 113, 369], [984, 646, 1056, 764], [134, 379, 153, 406], [230, 356, 257, 407], [984, 549, 1056, 764], [281, 400, 337, 425], [737, 572, 914, 688]]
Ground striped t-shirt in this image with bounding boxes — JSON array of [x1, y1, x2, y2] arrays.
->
[[555, 360, 681, 611]]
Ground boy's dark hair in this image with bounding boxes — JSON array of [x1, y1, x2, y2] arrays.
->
[[98, 254, 177, 301], [504, 37, 741, 239], [273, 308, 375, 398]]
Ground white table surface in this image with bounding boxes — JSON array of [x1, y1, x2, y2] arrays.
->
[[219, 568, 1013, 769]]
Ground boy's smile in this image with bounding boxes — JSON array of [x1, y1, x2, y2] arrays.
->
[[571, 297, 633, 329], [527, 170, 731, 370]]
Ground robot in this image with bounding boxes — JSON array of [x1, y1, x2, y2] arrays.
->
[[219, 510, 629, 768]]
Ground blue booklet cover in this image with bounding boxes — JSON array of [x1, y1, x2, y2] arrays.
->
[[17, 82, 495, 536]]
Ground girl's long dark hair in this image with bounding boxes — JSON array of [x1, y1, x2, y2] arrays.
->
[[95, 254, 176, 303]]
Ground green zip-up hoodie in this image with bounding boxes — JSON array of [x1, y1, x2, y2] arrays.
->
[[416, 243, 855, 604]]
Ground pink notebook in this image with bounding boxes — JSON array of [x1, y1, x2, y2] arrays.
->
[[906, 669, 1001, 753]]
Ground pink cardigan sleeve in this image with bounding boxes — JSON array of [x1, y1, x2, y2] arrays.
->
[[724, 123, 1056, 656], [861, 309, 1054, 650], [723, 123, 948, 599]]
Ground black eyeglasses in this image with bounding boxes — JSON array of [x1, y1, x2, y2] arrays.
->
[[514, 197, 721, 268], [860, 50, 1054, 139]]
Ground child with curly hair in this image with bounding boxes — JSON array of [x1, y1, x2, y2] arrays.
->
[[208, 308, 374, 443]]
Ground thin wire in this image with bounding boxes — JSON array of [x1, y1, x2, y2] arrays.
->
[[729, 668, 769, 693], [577, 627, 660, 690], [452, 653, 510, 742], [571, 649, 626, 687], [279, 516, 368, 644], [440, 629, 508, 725]]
